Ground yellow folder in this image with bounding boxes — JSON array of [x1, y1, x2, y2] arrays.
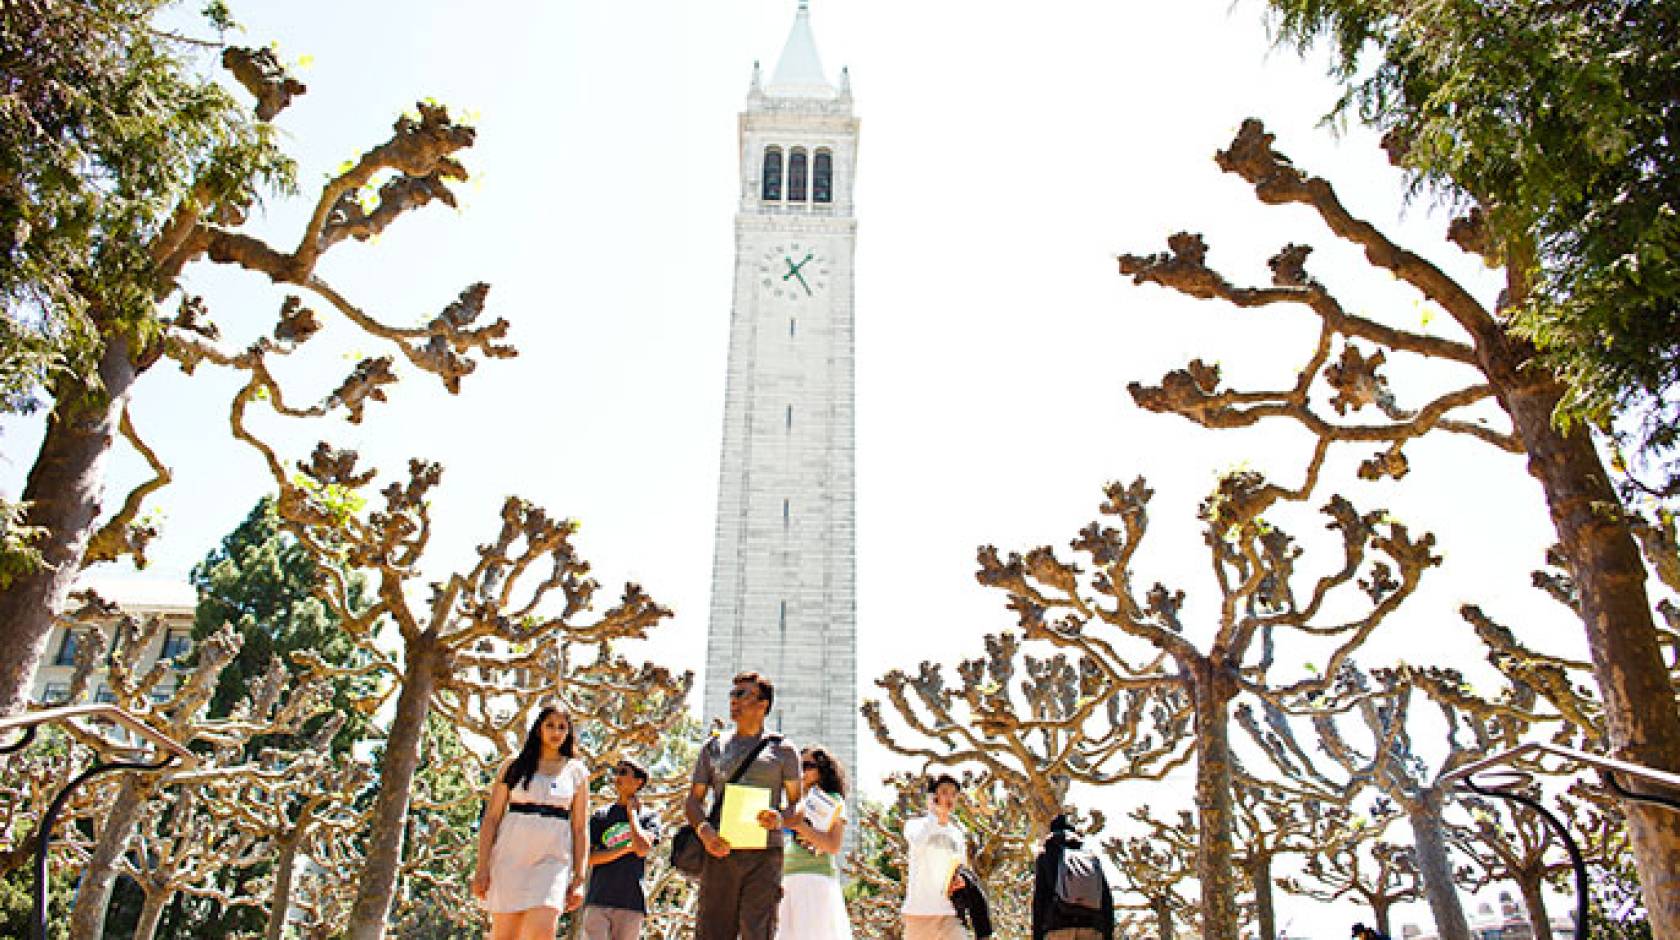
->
[[719, 784, 771, 849]]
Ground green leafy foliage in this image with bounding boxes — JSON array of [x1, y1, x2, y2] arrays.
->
[[1265, 0, 1680, 486], [188, 498, 370, 751], [0, 0, 294, 414]]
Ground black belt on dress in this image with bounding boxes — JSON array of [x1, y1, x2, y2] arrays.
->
[[508, 803, 570, 820]]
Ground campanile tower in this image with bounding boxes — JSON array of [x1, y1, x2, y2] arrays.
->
[[704, 0, 858, 780]]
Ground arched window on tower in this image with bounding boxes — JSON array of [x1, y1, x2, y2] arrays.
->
[[788, 148, 808, 202], [762, 147, 783, 201], [813, 150, 833, 203]]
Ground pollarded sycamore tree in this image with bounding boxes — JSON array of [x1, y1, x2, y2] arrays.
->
[[1238, 663, 1566, 940], [864, 628, 1189, 843], [210, 725, 372, 940], [1274, 803, 1420, 939], [0, 1, 507, 722], [1104, 807, 1201, 940], [970, 472, 1437, 940], [43, 603, 335, 940], [1117, 118, 1680, 932], [1450, 792, 1579, 940], [1229, 780, 1350, 940], [250, 443, 669, 940]]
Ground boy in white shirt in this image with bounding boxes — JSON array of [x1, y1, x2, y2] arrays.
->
[[901, 774, 968, 940]]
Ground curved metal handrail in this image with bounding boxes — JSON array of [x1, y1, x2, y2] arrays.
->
[[0, 704, 195, 940], [1438, 740, 1680, 940]]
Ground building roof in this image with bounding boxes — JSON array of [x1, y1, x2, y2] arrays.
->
[[766, 0, 836, 98], [71, 574, 196, 612]]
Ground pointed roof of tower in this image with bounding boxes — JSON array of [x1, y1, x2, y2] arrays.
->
[[766, 0, 836, 98]]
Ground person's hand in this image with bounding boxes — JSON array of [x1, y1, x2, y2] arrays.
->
[[565, 881, 586, 913], [756, 809, 784, 831], [626, 793, 641, 814], [947, 872, 964, 896], [471, 868, 490, 901], [700, 825, 731, 858]]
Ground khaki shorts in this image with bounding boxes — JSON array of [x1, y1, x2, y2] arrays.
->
[[903, 915, 966, 940]]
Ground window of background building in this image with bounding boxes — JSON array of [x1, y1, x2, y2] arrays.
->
[[762, 147, 783, 201], [53, 630, 79, 666], [788, 149, 808, 202], [95, 685, 116, 704], [813, 150, 833, 203], [160, 629, 191, 661], [42, 683, 70, 704]]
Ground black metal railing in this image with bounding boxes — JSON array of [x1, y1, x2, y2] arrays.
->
[[1439, 741, 1680, 940], [0, 704, 193, 940]]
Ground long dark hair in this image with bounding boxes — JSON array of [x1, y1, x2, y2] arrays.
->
[[503, 706, 575, 792], [804, 746, 847, 798]]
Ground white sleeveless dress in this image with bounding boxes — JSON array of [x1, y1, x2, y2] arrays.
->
[[486, 760, 588, 913]]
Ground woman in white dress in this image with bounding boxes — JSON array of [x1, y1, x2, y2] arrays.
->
[[473, 706, 590, 940], [776, 746, 853, 939]]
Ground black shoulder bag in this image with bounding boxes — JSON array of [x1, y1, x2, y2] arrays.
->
[[670, 734, 780, 877]]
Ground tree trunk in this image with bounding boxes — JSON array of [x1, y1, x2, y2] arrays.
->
[[1153, 895, 1176, 940], [132, 888, 171, 940], [1190, 659, 1239, 940], [1517, 874, 1554, 940], [346, 636, 439, 940], [266, 831, 302, 940], [0, 336, 140, 717], [66, 774, 148, 940], [1493, 352, 1680, 940], [1372, 898, 1394, 939], [1250, 852, 1276, 940], [1404, 795, 1469, 940]]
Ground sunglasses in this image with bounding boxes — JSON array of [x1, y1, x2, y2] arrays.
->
[[728, 688, 758, 700], [801, 761, 818, 770], [612, 767, 634, 777]]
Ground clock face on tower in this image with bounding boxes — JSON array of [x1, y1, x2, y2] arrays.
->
[[757, 243, 829, 301]]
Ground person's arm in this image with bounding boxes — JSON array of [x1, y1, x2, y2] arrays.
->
[[949, 828, 969, 895], [567, 763, 589, 911], [789, 798, 846, 855], [472, 761, 514, 900], [758, 741, 803, 830], [624, 797, 655, 857], [686, 744, 730, 856]]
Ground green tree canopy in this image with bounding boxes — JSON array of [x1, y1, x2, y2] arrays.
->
[[190, 497, 369, 750], [1266, 0, 1680, 488], [0, 0, 291, 401]]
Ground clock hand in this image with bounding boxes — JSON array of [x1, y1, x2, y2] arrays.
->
[[793, 269, 812, 295]]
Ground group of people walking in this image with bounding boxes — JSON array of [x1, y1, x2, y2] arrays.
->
[[471, 669, 1117, 940]]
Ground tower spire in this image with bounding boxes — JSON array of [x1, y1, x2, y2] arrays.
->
[[766, 0, 834, 97]]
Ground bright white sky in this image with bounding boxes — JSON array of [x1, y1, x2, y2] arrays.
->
[[0, 1, 1607, 936]]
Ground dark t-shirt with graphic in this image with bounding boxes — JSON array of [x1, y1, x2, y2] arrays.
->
[[585, 802, 661, 912]]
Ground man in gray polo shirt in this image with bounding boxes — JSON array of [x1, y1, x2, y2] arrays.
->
[[685, 671, 802, 940]]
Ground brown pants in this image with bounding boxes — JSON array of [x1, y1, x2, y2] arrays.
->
[[903, 915, 966, 940], [695, 847, 784, 940]]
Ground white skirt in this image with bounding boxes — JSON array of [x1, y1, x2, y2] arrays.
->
[[776, 872, 853, 940], [485, 812, 574, 914]]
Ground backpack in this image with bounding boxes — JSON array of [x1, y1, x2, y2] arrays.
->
[[1052, 844, 1106, 918]]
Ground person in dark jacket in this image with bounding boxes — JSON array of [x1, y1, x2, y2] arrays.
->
[[1031, 815, 1114, 940]]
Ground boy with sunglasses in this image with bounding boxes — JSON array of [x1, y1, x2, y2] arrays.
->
[[582, 758, 660, 939]]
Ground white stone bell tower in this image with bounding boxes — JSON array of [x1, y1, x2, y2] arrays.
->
[[704, 0, 858, 784]]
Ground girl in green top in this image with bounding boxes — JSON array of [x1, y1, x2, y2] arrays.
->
[[775, 747, 853, 939]]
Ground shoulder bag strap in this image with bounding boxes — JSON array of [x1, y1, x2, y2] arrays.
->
[[705, 734, 782, 827]]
